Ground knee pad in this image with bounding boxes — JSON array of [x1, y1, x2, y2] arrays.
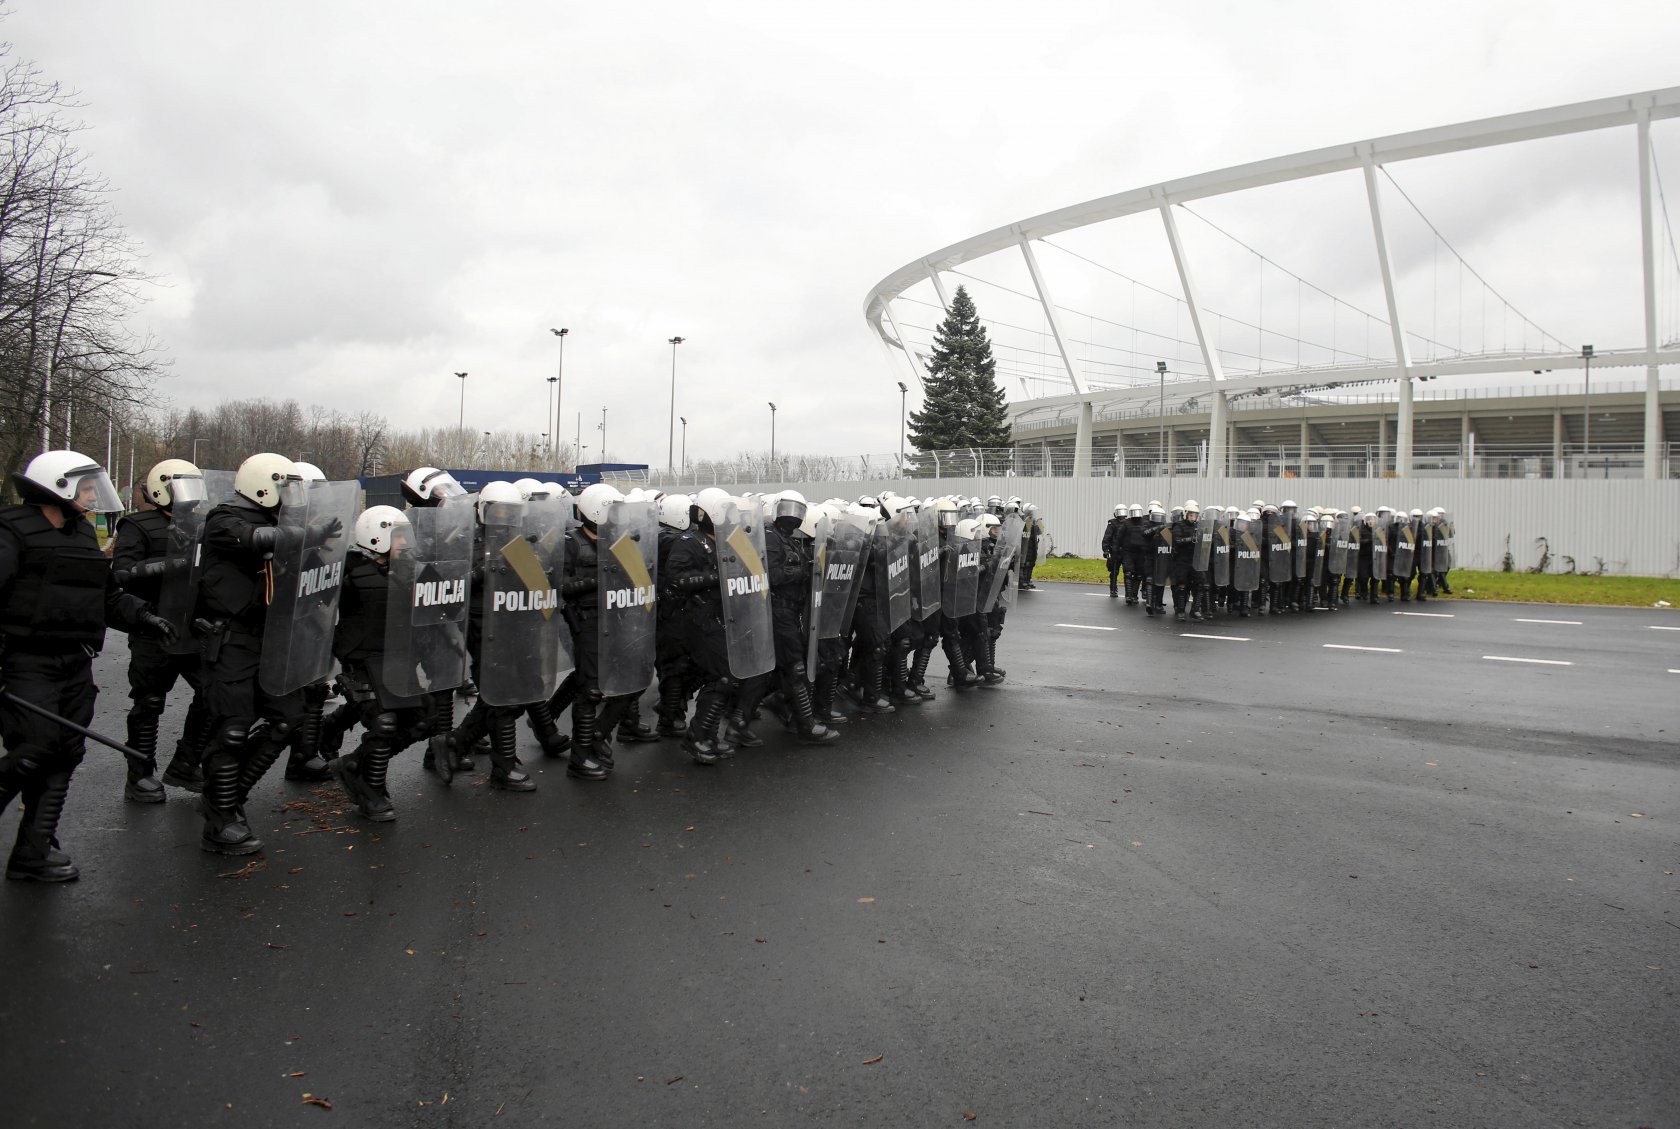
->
[[134, 692, 168, 714], [369, 712, 400, 739], [267, 719, 294, 743], [216, 722, 251, 749]]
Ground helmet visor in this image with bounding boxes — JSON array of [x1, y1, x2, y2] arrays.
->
[[166, 474, 207, 507], [425, 472, 467, 501], [65, 465, 124, 514], [774, 497, 807, 523]]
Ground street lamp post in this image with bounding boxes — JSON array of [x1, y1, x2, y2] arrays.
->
[[191, 437, 204, 465], [600, 407, 607, 463], [1580, 344, 1594, 476], [679, 416, 688, 474], [1156, 361, 1168, 478], [454, 371, 468, 431], [667, 336, 685, 475], [897, 381, 908, 468], [768, 402, 777, 471], [550, 328, 567, 460]]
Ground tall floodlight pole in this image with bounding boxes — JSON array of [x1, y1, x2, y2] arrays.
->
[[600, 407, 608, 463], [768, 402, 777, 470], [667, 336, 685, 475], [897, 381, 908, 467], [679, 416, 688, 473], [550, 328, 568, 459], [1156, 361, 1168, 478], [1580, 344, 1594, 476], [454, 372, 468, 431]]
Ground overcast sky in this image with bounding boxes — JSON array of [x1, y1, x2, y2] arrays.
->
[[11, 1, 1679, 465]]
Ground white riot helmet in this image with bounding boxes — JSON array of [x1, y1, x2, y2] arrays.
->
[[1184, 501, 1201, 516], [855, 494, 879, 510], [476, 479, 523, 523], [934, 498, 959, 529], [16, 450, 125, 514], [1410, 508, 1424, 518], [513, 477, 545, 501], [234, 452, 297, 509], [774, 489, 808, 524], [354, 505, 410, 557], [799, 501, 830, 539], [401, 467, 466, 506], [144, 458, 206, 509], [1148, 504, 1165, 520], [1224, 506, 1238, 517], [1280, 499, 1297, 510], [576, 482, 624, 525], [1113, 503, 1125, 516], [659, 493, 692, 530], [693, 487, 733, 528], [1129, 504, 1144, 518], [954, 517, 981, 540], [293, 461, 325, 483], [980, 514, 1001, 532]]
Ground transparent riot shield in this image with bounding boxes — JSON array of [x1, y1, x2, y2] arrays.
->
[[1266, 514, 1293, 583], [1294, 521, 1312, 580], [381, 500, 473, 699], [982, 515, 1024, 612], [477, 499, 568, 707], [804, 510, 834, 675], [1192, 516, 1212, 573], [598, 498, 659, 696], [945, 535, 982, 617], [1151, 524, 1174, 589], [1327, 512, 1352, 575], [155, 470, 232, 655], [714, 500, 776, 679], [910, 507, 943, 621], [1210, 512, 1231, 588], [1416, 519, 1435, 575], [1232, 517, 1262, 593], [1391, 518, 1416, 578], [879, 512, 914, 632], [1437, 512, 1455, 571], [842, 514, 877, 641], [1310, 524, 1328, 587], [260, 479, 359, 697], [1370, 522, 1389, 581]]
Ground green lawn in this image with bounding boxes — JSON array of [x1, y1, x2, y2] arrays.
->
[[1030, 557, 1680, 608]]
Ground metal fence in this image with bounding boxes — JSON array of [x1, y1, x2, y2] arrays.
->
[[621, 443, 1678, 489]]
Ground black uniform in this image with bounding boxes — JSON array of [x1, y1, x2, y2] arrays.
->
[[1168, 517, 1199, 620], [749, 518, 836, 741], [1019, 519, 1040, 589], [1101, 516, 1123, 597], [0, 503, 154, 880], [653, 522, 701, 735], [111, 505, 211, 798], [1118, 516, 1151, 605], [664, 527, 737, 763], [450, 521, 542, 790], [553, 524, 625, 778], [328, 551, 437, 820]]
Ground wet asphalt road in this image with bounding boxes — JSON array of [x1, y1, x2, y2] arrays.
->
[[1, 586, 1676, 1128]]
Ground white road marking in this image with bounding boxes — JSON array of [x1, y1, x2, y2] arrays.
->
[[1649, 625, 1680, 631], [1483, 655, 1573, 666], [1181, 633, 1249, 642], [1323, 644, 1403, 653], [1669, 669, 1680, 674], [1514, 618, 1582, 625], [1054, 623, 1117, 631], [1395, 611, 1454, 617]]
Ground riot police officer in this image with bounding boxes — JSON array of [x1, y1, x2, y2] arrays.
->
[[1, 451, 174, 880], [1101, 504, 1124, 598], [110, 459, 214, 801]]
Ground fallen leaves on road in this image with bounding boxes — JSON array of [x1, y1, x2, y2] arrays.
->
[[301, 1093, 332, 1110], [857, 897, 875, 904], [862, 1053, 884, 1065], [216, 859, 266, 880], [964, 1113, 978, 1122]]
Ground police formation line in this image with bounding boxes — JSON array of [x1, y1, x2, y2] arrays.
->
[[0, 451, 1044, 881], [1099, 499, 1458, 621]]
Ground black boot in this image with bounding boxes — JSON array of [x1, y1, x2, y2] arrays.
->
[[615, 697, 661, 743], [723, 709, 763, 748], [162, 697, 211, 792], [813, 669, 847, 724], [123, 707, 166, 804], [942, 635, 980, 689], [655, 678, 689, 737], [980, 632, 1006, 684], [200, 746, 261, 855], [284, 699, 332, 782], [526, 699, 572, 759], [907, 645, 937, 701], [857, 650, 896, 713], [682, 684, 732, 765], [490, 713, 538, 791], [787, 675, 839, 744], [884, 644, 919, 705], [565, 696, 609, 781], [331, 740, 395, 822], [6, 772, 78, 882]]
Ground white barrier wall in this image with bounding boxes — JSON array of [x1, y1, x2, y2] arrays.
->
[[742, 477, 1680, 576]]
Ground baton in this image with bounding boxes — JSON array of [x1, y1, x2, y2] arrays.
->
[[1, 692, 148, 769]]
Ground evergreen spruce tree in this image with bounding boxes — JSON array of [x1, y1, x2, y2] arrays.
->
[[906, 285, 1012, 454]]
